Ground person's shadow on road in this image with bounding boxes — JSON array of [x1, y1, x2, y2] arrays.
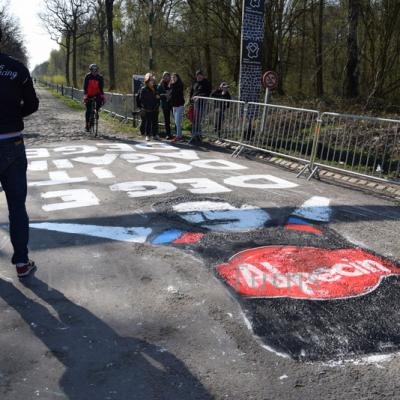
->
[[0, 277, 213, 400]]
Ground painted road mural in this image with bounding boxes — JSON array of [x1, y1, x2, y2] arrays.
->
[[5, 140, 400, 362]]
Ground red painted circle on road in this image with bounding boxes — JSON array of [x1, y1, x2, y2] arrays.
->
[[217, 246, 400, 300]]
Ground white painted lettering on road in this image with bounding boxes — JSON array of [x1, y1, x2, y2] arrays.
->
[[97, 143, 135, 152], [54, 145, 97, 155], [152, 149, 199, 160], [110, 181, 176, 198], [26, 148, 50, 159], [53, 159, 74, 169], [29, 171, 88, 187], [120, 153, 161, 164], [135, 142, 175, 151], [173, 178, 231, 194], [73, 154, 118, 166], [224, 175, 298, 189], [92, 168, 115, 179], [191, 159, 247, 170], [136, 162, 192, 174], [28, 161, 48, 171], [41, 189, 100, 211]]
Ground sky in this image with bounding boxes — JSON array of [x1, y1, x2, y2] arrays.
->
[[8, 0, 58, 69]]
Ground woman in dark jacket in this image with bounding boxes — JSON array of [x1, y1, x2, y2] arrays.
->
[[157, 72, 172, 139], [138, 73, 160, 141], [168, 73, 185, 142]]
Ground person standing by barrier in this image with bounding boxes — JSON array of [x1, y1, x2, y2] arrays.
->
[[211, 82, 231, 138], [0, 27, 39, 278], [136, 90, 146, 137], [168, 73, 185, 143], [157, 72, 172, 139], [189, 70, 211, 144], [138, 73, 160, 141]]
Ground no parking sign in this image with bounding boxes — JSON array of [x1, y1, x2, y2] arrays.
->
[[262, 71, 279, 90]]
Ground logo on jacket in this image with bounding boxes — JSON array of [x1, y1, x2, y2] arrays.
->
[[0, 65, 18, 80], [217, 246, 400, 300]]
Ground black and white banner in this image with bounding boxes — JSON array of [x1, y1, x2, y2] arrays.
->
[[239, 0, 265, 103]]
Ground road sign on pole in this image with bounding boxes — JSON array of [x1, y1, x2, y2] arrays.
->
[[262, 71, 279, 90]]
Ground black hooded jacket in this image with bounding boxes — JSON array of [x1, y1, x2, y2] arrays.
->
[[0, 52, 39, 135]]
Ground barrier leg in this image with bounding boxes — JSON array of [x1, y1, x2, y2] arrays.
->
[[231, 145, 245, 158]]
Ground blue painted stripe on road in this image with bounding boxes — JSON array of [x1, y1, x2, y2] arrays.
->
[[151, 229, 184, 244], [287, 217, 312, 226]]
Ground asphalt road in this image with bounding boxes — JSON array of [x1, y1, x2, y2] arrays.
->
[[0, 88, 399, 400]]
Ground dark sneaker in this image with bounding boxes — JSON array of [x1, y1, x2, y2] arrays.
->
[[85, 125, 90, 132], [16, 261, 37, 278], [188, 136, 199, 145]]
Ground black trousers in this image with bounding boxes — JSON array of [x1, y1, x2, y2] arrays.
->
[[162, 106, 172, 137], [0, 138, 29, 264], [144, 110, 159, 137]]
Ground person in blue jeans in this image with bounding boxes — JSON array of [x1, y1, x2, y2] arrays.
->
[[168, 73, 185, 142], [0, 27, 39, 278]]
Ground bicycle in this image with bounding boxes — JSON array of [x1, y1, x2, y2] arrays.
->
[[87, 96, 99, 137]]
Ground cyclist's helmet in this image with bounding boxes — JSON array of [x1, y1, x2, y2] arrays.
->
[[89, 64, 99, 72]]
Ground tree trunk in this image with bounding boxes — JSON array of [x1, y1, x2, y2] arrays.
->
[[345, 0, 360, 98], [276, 0, 285, 95], [65, 32, 71, 86], [97, 0, 106, 65], [203, 3, 212, 84], [315, 0, 324, 97], [72, 24, 77, 88], [298, 0, 307, 93], [105, 0, 115, 90], [148, 0, 154, 70]]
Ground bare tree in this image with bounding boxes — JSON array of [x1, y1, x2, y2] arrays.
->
[[345, 0, 360, 98], [105, 0, 116, 89], [40, 0, 91, 87], [310, 0, 324, 97], [0, 5, 28, 63], [94, 0, 107, 65]]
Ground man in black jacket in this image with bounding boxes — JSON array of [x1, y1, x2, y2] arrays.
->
[[211, 82, 231, 138], [0, 27, 39, 278], [189, 70, 211, 144]]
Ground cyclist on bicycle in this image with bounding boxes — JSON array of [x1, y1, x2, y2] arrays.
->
[[83, 64, 105, 132]]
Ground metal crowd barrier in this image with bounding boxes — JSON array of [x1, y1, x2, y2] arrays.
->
[[192, 96, 399, 184], [240, 102, 319, 163], [192, 97, 246, 143], [311, 112, 400, 182]]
